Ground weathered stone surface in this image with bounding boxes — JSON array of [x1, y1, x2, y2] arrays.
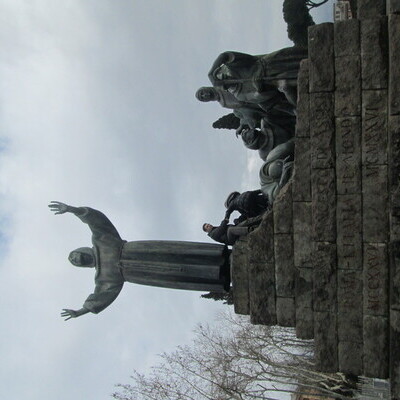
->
[[362, 165, 389, 243], [276, 297, 295, 327], [336, 117, 361, 195], [308, 23, 334, 92], [293, 138, 311, 202], [313, 242, 337, 313], [361, 17, 388, 89], [273, 181, 292, 234], [295, 267, 314, 339], [293, 202, 312, 267], [335, 56, 361, 117], [248, 211, 274, 264], [363, 243, 388, 316], [274, 234, 294, 297], [357, 0, 386, 18], [338, 341, 363, 375], [390, 241, 400, 310], [314, 311, 338, 372], [362, 89, 388, 166], [334, 19, 360, 58], [389, 0, 400, 14], [337, 194, 362, 270], [310, 93, 335, 169], [311, 168, 336, 242], [389, 15, 400, 115], [363, 315, 389, 378], [389, 116, 400, 191], [231, 238, 250, 315], [296, 60, 310, 138], [337, 270, 363, 340], [249, 262, 276, 325], [390, 309, 400, 399]]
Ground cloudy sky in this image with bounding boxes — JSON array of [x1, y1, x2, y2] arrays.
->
[[0, 1, 331, 399]]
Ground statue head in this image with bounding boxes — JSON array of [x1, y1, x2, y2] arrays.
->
[[224, 191, 240, 208], [195, 87, 220, 102], [202, 223, 214, 233], [68, 247, 95, 268]]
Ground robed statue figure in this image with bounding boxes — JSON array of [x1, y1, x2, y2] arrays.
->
[[49, 202, 230, 320]]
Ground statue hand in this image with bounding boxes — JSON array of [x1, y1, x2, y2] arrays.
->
[[61, 309, 78, 321], [48, 201, 70, 215]]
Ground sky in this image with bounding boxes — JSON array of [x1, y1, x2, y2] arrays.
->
[[0, 1, 331, 399]]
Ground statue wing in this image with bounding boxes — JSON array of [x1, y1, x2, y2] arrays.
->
[[212, 113, 241, 130]]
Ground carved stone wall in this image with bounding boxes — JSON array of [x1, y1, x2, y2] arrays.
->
[[231, 0, 400, 397]]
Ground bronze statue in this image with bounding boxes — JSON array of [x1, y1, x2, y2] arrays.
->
[[208, 48, 308, 107], [49, 202, 230, 320]]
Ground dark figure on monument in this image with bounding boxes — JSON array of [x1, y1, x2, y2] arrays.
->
[[207, 48, 308, 107], [202, 220, 250, 246], [259, 138, 294, 203], [48, 202, 230, 320], [196, 86, 296, 161], [224, 190, 270, 225]]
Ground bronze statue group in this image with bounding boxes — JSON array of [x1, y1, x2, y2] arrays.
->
[[199, 46, 307, 246], [50, 30, 309, 320]]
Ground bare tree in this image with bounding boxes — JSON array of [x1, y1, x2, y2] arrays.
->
[[113, 311, 356, 400]]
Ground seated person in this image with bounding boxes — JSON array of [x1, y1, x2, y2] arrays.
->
[[203, 220, 250, 246], [224, 190, 270, 224]]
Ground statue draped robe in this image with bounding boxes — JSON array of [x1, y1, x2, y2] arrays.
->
[[77, 207, 230, 314]]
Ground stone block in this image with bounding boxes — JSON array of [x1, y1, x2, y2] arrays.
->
[[336, 117, 361, 195], [273, 181, 292, 234], [308, 23, 334, 92], [334, 19, 360, 58], [389, 15, 400, 114], [389, 0, 400, 14], [310, 93, 335, 169], [390, 309, 400, 399], [311, 168, 336, 242], [313, 242, 337, 313], [390, 241, 400, 310], [337, 194, 362, 270], [296, 60, 310, 138], [248, 211, 274, 265], [362, 165, 389, 243], [363, 315, 389, 378], [293, 137, 311, 202], [293, 202, 312, 267], [362, 89, 388, 166], [276, 297, 295, 327], [249, 262, 276, 325], [338, 341, 363, 375], [274, 234, 295, 297], [295, 267, 314, 339], [337, 270, 363, 340], [361, 17, 388, 89], [389, 116, 400, 190], [363, 243, 389, 316], [314, 311, 338, 372], [357, 0, 386, 18], [231, 238, 250, 315], [335, 56, 361, 117]]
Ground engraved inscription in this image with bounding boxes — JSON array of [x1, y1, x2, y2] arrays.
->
[[363, 243, 388, 316], [311, 93, 334, 169], [312, 169, 336, 242], [336, 117, 361, 194], [337, 195, 362, 269]]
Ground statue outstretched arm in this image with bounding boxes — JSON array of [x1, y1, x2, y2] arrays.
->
[[49, 201, 121, 240], [48, 201, 85, 216], [61, 308, 90, 321]]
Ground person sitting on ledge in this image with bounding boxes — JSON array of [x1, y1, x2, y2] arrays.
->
[[203, 220, 250, 246], [224, 190, 270, 225]]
